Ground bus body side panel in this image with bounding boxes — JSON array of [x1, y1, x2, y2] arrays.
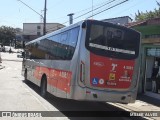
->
[[34, 60, 72, 98], [22, 23, 83, 99], [65, 25, 84, 99], [23, 59, 73, 98], [68, 26, 88, 100], [22, 59, 41, 86]]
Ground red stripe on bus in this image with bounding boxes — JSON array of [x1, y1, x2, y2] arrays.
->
[[34, 66, 72, 93]]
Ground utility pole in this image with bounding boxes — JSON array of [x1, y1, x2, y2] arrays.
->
[[43, 0, 47, 35]]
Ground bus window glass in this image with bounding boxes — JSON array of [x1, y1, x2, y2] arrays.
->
[[46, 34, 61, 59], [25, 27, 80, 60], [49, 34, 59, 42], [69, 27, 79, 47], [57, 32, 69, 59], [60, 32, 68, 44], [89, 25, 105, 45], [68, 27, 80, 59], [86, 23, 140, 59]]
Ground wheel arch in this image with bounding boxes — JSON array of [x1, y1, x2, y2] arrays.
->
[[40, 73, 49, 97], [41, 74, 47, 85]]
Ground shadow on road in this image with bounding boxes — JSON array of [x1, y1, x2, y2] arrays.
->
[[23, 80, 147, 120], [137, 94, 160, 107]]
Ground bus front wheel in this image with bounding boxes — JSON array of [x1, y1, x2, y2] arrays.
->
[[40, 76, 47, 98]]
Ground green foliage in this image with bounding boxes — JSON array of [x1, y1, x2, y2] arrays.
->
[[135, 1, 160, 21], [0, 26, 16, 46]]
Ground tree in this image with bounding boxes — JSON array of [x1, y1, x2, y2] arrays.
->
[[0, 26, 16, 46], [135, 1, 160, 21]]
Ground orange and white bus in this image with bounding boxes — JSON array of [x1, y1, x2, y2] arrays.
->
[[22, 20, 141, 103]]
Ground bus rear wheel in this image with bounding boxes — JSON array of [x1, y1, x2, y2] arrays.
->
[[40, 77, 47, 98]]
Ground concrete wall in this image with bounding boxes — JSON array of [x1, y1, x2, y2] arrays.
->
[[23, 23, 65, 42], [23, 23, 65, 36]]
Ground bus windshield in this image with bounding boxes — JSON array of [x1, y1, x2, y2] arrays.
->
[[85, 21, 140, 60]]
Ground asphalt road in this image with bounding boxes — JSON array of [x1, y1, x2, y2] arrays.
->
[[0, 57, 147, 120]]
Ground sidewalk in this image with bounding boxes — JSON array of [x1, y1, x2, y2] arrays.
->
[[1, 52, 23, 62], [109, 93, 160, 120], [0, 64, 5, 70], [0, 52, 22, 70]]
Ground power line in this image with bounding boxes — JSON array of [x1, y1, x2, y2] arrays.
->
[[110, 0, 141, 20], [17, 0, 43, 18], [47, 0, 66, 10], [47, 0, 114, 22], [17, 0, 47, 36], [87, 0, 129, 18], [74, 0, 117, 20], [74, 0, 113, 15], [46, 0, 128, 32]]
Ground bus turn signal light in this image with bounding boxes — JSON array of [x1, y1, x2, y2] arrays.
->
[[80, 61, 85, 82]]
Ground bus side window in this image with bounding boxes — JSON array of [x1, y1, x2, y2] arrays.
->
[[68, 27, 80, 59], [58, 32, 68, 60], [48, 34, 60, 60]]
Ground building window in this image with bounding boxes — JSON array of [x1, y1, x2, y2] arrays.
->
[[37, 26, 41, 29], [37, 32, 41, 36], [147, 48, 160, 57]]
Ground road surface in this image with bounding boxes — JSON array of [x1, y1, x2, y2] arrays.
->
[[0, 54, 147, 120]]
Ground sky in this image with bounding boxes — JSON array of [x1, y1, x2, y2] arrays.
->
[[0, 0, 159, 29]]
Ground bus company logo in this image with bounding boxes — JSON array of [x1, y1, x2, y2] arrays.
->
[[109, 73, 116, 80], [93, 62, 104, 67]]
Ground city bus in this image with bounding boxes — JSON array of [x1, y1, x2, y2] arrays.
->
[[22, 20, 141, 103]]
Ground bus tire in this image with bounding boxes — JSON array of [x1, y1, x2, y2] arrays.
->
[[40, 76, 47, 98]]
